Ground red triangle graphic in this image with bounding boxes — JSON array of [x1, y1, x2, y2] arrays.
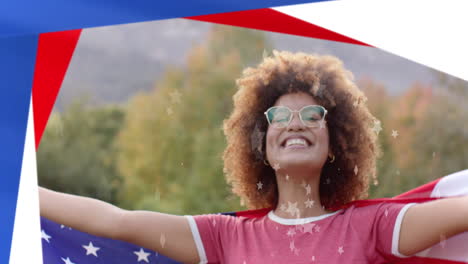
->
[[32, 29, 82, 149], [186, 8, 370, 46]]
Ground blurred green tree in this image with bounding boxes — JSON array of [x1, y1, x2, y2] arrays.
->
[[117, 25, 271, 214], [37, 100, 125, 204]]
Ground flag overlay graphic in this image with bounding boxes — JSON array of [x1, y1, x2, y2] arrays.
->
[[2, 1, 468, 264], [41, 170, 468, 264]]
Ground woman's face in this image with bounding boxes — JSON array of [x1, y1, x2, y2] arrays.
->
[[265, 92, 329, 175]]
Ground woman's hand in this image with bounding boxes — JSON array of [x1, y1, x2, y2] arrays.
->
[[39, 187, 200, 264], [399, 195, 468, 256]]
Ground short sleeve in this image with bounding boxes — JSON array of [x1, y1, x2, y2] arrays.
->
[[372, 202, 417, 261], [184, 214, 237, 264]]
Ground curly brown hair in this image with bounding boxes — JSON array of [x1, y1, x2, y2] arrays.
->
[[222, 51, 381, 211]]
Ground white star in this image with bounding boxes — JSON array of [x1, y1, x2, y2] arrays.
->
[[41, 230, 51, 243], [169, 90, 182, 104], [304, 199, 315, 208], [287, 228, 296, 237], [304, 184, 311, 195], [372, 120, 382, 135], [160, 233, 166, 248], [134, 248, 150, 263], [82, 242, 100, 257], [61, 257, 75, 264], [338, 246, 344, 255], [286, 201, 299, 217], [60, 224, 65, 229], [273, 163, 281, 171], [391, 130, 399, 138], [354, 165, 358, 175], [257, 181, 263, 190]]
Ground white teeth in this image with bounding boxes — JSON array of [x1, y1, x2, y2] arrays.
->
[[285, 138, 308, 147]]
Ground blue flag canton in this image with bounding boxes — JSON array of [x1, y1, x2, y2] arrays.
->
[[41, 217, 181, 264]]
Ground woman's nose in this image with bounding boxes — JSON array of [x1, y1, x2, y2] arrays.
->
[[287, 113, 305, 131]]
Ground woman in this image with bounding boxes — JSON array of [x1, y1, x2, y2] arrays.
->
[[40, 51, 468, 264]]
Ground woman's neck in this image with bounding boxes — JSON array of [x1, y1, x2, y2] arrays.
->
[[273, 170, 331, 219]]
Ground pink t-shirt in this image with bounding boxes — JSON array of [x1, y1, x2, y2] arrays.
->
[[185, 202, 416, 264]]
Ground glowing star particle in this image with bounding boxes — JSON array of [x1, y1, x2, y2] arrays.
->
[[61, 257, 75, 264], [318, 119, 326, 129], [134, 248, 150, 263], [440, 234, 447, 248], [287, 228, 296, 237], [285, 174, 290, 181], [169, 90, 182, 104], [166, 107, 173, 116], [273, 163, 281, 171], [160, 234, 166, 248], [304, 184, 311, 195], [280, 203, 287, 211], [372, 120, 382, 135], [338, 246, 344, 255], [354, 165, 358, 175], [304, 199, 315, 208], [391, 130, 399, 138], [286, 201, 299, 217], [314, 225, 321, 233], [41, 230, 51, 243], [289, 240, 296, 252], [312, 256, 316, 261], [257, 181, 263, 190], [82, 242, 100, 257]]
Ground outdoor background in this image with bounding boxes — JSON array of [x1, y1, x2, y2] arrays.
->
[[36, 19, 468, 215]]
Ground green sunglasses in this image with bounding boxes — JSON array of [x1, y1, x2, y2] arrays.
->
[[264, 105, 328, 128]]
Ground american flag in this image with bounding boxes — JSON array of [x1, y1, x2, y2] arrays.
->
[[41, 169, 468, 264]]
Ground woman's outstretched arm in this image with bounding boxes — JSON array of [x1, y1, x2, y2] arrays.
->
[[398, 195, 468, 256], [39, 187, 200, 264]]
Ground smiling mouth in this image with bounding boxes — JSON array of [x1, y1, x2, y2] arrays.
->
[[281, 138, 313, 149]]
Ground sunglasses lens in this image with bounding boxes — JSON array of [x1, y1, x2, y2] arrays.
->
[[267, 107, 290, 128], [301, 106, 325, 127]]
